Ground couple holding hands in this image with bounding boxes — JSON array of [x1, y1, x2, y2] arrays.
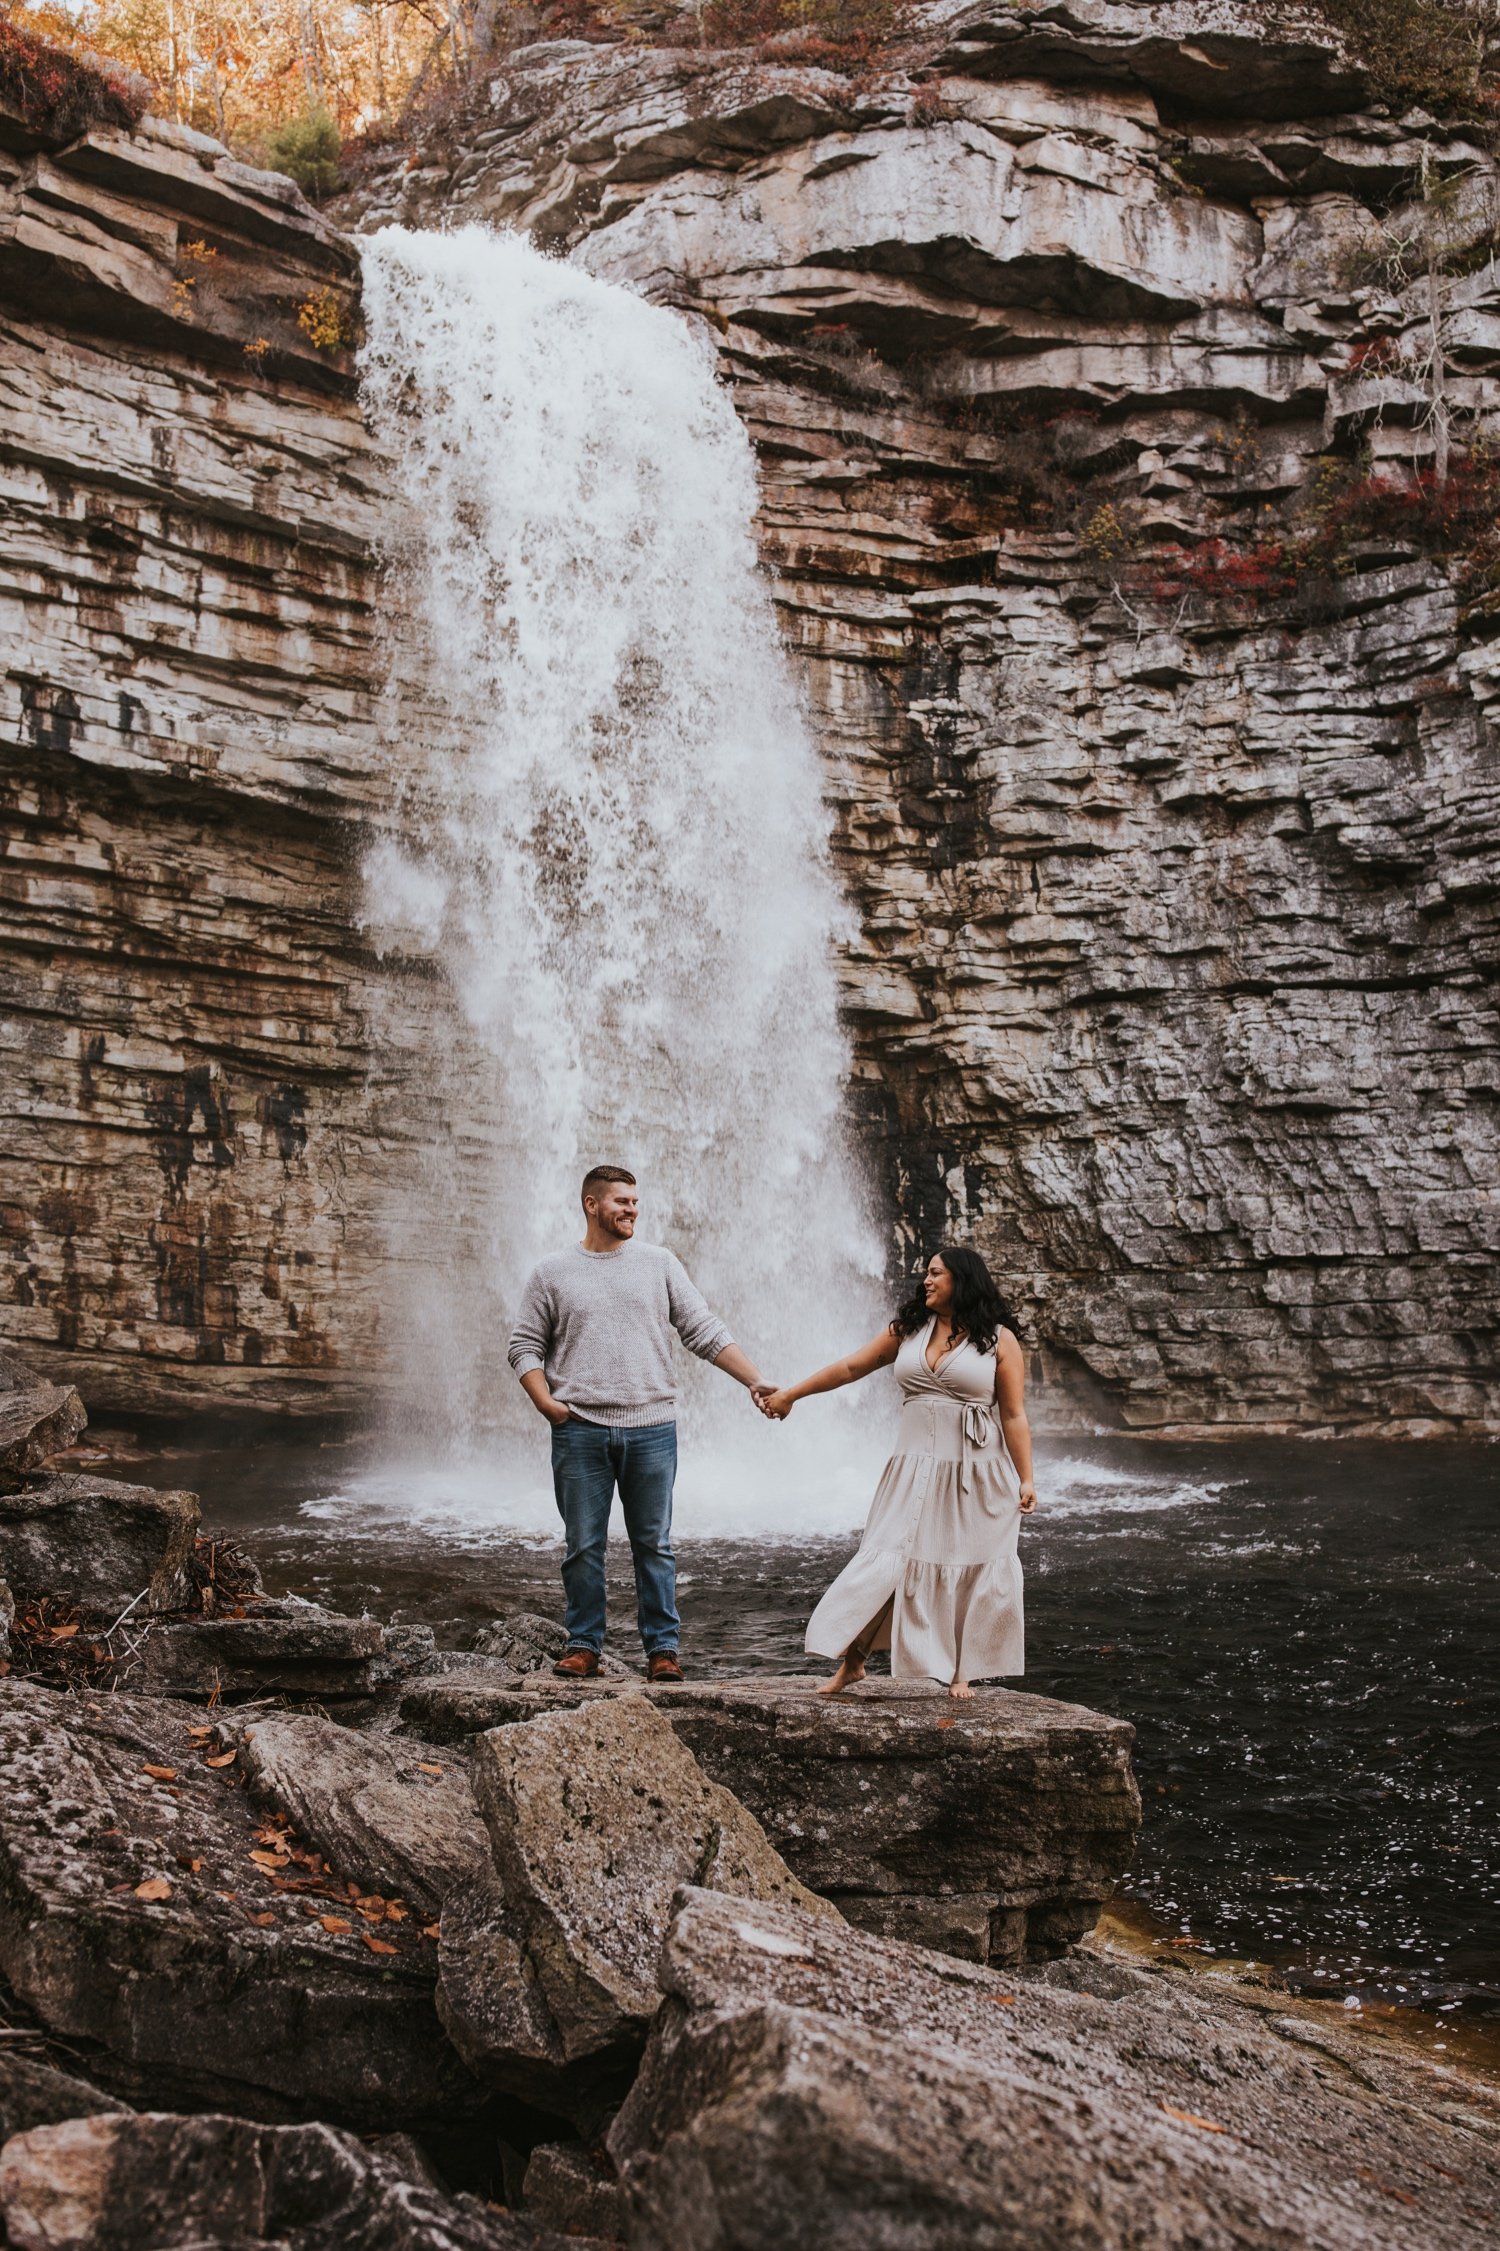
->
[[508, 1165, 1037, 1699]]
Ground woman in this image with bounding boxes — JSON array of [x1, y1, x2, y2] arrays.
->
[[760, 1247, 1037, 1700]]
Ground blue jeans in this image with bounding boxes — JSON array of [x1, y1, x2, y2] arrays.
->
[[550, 1418, 679, 1656]]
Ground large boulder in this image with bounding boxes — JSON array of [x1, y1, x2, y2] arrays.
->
[[0, 2110, 589, 2251], [0, 1681, 481, 2127], [440, 1697, 835, 2120], [239, 1711, 488, 1918], [401, 1673, 1139, 1963], [609, 1888, 1499, 2251], [0, 1362, 86, 1492], [0, 1477, 198, 1615]]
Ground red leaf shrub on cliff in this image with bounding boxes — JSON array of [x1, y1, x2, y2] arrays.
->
[[1343, 336, 1405, 376], [1122, 454, 1500, 615], [1142, 538, 1298, 607], [0, 14, 148, 139]]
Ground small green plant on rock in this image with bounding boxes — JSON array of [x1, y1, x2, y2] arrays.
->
[[264, 107, 343, 200]]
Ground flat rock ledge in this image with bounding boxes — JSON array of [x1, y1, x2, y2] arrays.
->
[[399, 1672, 1140, 1965]]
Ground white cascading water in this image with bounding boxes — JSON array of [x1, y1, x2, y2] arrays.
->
[[342, 225, 890, 1540]]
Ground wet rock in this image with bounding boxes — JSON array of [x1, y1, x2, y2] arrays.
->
[[440, 1698, 835, 2117], [471, 1613, 631, 1680], [0, 1681, 482, 2127], [522, 2141, 623, 2243], [0, 2053, 129, 2143], [0, 2109, 581, 2251], [401, 1673, 1138, 1964], [0, 1360, 87, 1491], [239, 1711, 488, 1918], [0, 1477, 199, 1616], [610, 1887, 1498, 2251], [121, 1598, 434, 1702]]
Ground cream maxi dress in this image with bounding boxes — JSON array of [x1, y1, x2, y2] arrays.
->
[[805, 1319, 1024, 1683]]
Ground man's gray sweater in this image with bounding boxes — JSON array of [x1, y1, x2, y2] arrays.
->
[[507, 1241, 734, 1427]]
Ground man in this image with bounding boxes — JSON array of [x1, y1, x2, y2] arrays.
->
[[508, 1164, 770, 1682]]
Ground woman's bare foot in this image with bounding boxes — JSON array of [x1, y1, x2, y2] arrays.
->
[[948, 1678, 976, 1701], [817, 1652, 866, 1695]]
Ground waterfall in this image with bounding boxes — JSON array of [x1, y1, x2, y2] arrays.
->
[[352, 225, 887, 1537]]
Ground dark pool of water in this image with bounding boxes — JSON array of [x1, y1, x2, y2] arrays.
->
[[118, 1429, 1499, 2027]]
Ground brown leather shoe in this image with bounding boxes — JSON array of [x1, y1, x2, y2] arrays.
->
[[646, 1650, 685, 1684], [553, 1648, 600, 1679]]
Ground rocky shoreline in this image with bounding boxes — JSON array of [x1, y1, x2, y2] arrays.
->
[[1, 1365, 1496, 2248]]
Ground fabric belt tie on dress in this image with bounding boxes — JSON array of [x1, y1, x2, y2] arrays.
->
[[959, 1401, 997, 1497]]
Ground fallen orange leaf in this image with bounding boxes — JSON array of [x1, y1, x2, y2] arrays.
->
[[421, 1923, 441, 1940], [385, 1903, 408, 1922], [1160, 2104, 1227, 2135], [247, 1911, 276, 1927], [50, 1623, 81, 1640], [416, 1762, 444, 1776], [362, 1934, 398, 1956], [205, 1751, 237, 1768], [187, 1726, 214, 1740], [356, 1895, 386, 1913], [320, 1915, 353, 1933], [990, 1995, 1017, 2007], [134, 1877, 172, 1901], [937, 1718, 956, 1730], [142, 1765, 177, 1782]]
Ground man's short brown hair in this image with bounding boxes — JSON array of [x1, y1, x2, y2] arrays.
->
[[581, 1164, 636, 1209]]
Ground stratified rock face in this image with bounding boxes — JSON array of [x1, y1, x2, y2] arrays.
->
[[400, 1673, 1140, 1965], [346, 1, 1500, 1436], [0, 101, 389, 1423], [608, 1886, 1498, 2251], [8, 2, 1500, 1434]]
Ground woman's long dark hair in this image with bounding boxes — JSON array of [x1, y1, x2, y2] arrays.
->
[[892, 1245, 1017, 1356]]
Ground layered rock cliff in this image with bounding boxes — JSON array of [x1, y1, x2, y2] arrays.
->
[[0, 100, 385, 1418], [5, 0, 1500, 1433], [345, 0, 1500, 1435]]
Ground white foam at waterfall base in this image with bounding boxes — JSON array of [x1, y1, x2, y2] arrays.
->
[[356, 225, 887, 1527], [297, 1438, 1227, 1547]]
